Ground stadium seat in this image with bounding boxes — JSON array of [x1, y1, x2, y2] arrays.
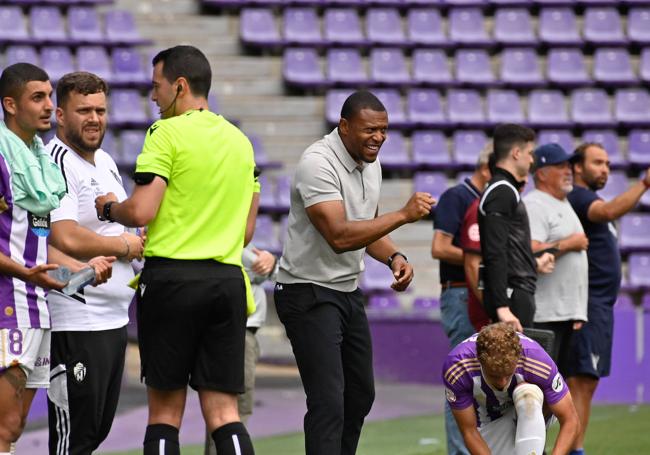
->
[[593, 48, 637, 86], [110, 90, 149, 127], [448, 8, 491, 47], [379, 131, 413, 170], [102, 130, 118, 157], [615, 89, 650, 126], [41, 46, 74, 83], [251, 214, 281, 253], [627, 130, 650, 166], [571, 88, 615, 127], [453, 130, 488, 167], [327, 48, 367, 85], [583, 8, 627, 45], [407, 8, 449, 47], [6, 44, 39, 66], [628, 254, 650, 287], [538, 8, 581, 46], [30, 6, 67, 44], [546, 48, 590, 87], [373, 89, 408, 128], [361, 256, 395, 293], [105, 10, 146, 45], [0, 6, 29, 43], [413, 171, 449, 200], [240, 8, 282, 47], [77, 46, 112, 83], [257, 175, 277, 211], [283, 7, 323, 45], [455, 49, 496, 86], [528, 90, 571, 128], [448, 89, 486, 126], [117, 130, 146, 168], [628, 8, 650, 45], [597, 170, 628, 201], [620, 214, 650, 252], [112, 47, 149, 86], [275, 174, 291, 211], [325, 89, 353, 124], [445, 0, 488, 6], [366, 8, 407, 46], [500, 48, 544, 87], [323, 8, 365, 46], [487, 89, 525, 125], [412, 297, 440, 312], [283, 47, 326, 88], [367, 294, 400, 313], [582, 130, 626, 168], [68, 6, 105, 44], [411, 130, 452, 169], [407, 89, 447, 127], [370, 48, 411, 86], [412, 49, 453, 85], [249, 135, 282, 170], [493, 8, 537, 46], [537, 130, 574, 153], [641, 49, 650, 84]]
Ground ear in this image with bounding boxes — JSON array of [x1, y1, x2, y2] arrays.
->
[[338, 118, 349, 135], [2, 96, 17, 116], [175, 77, 189, 96], [55, 106, 64, 126]]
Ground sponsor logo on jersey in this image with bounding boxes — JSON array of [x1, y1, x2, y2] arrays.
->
[[468, 223, 480, 242], [445, 388, 457, 403], [73, 362, 86, 383], [552, 372, 563, 392]]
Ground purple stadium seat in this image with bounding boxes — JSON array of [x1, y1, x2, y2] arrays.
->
[[323, 8, 365, 46], [412, 49, 453, 86], [6, 45, 39, 66], [412, 297, 440, 312], [275, 175, 291, 211], [582, 130, 625, 168], [453, 130, 487, 167], [571, 88, 615, 127], [413, 171, 448, 200], [283, 7, 322, 45], [110, 90, 148, 127], [615, 89, 650, 126], [448, 90, 485, 127], [249, 135, 281, 170], [101, 130, 117, 157], [283, 48, 325, 88], [257, 175, 277, 211], [0, 6, 29, 43], [373, 89, 408, 128], [547, 48, 590, 87], [628, 8, 650, 45], [117, 130, 145, 168], [628, 130, 650, 166], [367, 294, 400, 312], [379, 131, 412, 170], [325, 89, 353, 124], [77, 46, 112, 82], [641, 49, 650, 84], [370, 48, 411, 86], [240, 9, 281, 47], [411, 130, 452, 169], [486, 89, 525, 125], [583, 8, 627, 45], [41, 46, 74, 83], [361, 256, 395, 293], [493, 8, 537, 46], [597, 170, 627, 201], [105, 10, 146, 45], [500, 48, 544, 87], [366, 8, 407, 46], [407, 8, 448, 47], [455, 49, 495, 86], [537, 130, 574, 153], [445, 0, 488, 6], [68, 7, 104, 44], [528, 90, 571, 128], [112, 48, 148, 86], [251, 215, 281, 253], [327, 48, 367, 85], [594, 48, 637, 86], [619, 214, 650, 252], [30, 6, 66, 43], [407, 89, 446, 127], [448, 8, 491, 47], [538, 8, 581, 46], [628, 254, 650, 288]]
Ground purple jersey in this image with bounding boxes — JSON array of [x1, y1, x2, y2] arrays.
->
[[0, 155, 50, 329], [442, 332, 568, 427]]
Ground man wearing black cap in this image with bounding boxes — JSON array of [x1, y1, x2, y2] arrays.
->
[[523, 143, 589, 369]]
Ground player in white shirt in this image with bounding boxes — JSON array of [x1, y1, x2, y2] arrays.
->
[[45, 72, 144, 455]]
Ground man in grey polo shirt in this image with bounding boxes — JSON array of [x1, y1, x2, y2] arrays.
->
[[523, 143, 589, 371], [275, 90, 434, 455]]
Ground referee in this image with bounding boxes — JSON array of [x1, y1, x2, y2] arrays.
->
[[95, 46, 256, 455]]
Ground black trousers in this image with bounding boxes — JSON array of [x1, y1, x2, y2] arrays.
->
[[487, 288, 536, 329], [534, 320, 575, 375], [48, 326, 127, 455], [274, 283, 375, 455]]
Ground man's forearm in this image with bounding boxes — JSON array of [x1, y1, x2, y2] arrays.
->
[[47, 245, 86, 273], [552, 419, 580, 455], [322, 210, 408, 253], [367, 235, 400, 265], [50, 224, 127, 260], [461, 428, 491, 455]]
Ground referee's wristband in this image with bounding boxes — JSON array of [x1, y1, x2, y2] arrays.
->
[[387, 251, 408, 267]]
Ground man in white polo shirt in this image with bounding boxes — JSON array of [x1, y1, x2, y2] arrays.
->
[[275, 90, 435, 455], [45, 72, 144, 454]]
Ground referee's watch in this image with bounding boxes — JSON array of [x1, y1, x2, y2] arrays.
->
[[103, 201, 116, 223], [387, 251, 408, 268]]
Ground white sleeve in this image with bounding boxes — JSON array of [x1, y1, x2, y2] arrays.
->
[[50, 159, 80, 223], [524, 197, 549, 243]]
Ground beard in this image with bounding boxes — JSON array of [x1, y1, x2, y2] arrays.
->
[[586, 175, 606, 191], [66, 126, 104, 154]]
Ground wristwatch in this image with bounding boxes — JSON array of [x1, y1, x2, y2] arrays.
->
[[387, 251, 408, 267], [103, 201, 115, 223]]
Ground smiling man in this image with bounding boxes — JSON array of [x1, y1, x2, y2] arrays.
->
[[274, 90, 434, 455]]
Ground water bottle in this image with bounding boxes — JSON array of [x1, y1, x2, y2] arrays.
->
[[62, 267, 96, 296], [48, 266, 71, 283]]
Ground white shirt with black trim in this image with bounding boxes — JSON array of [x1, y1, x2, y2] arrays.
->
[[46, 136, 135, 331]]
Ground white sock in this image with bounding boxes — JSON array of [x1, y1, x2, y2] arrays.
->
[[513, 383, 546, 455]]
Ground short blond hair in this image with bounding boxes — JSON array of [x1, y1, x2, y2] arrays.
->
[[476, 323, 522, 375]]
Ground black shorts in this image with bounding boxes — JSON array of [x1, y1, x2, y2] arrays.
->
[[533, 320, 575, 376], [137, 257, 247, 392]]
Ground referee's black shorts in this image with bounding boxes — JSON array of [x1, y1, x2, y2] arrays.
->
[[137, 257, 248, 393]]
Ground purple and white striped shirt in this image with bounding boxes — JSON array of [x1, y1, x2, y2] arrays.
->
[[0, 154, 50, 329], [442, 333, 568, 427]]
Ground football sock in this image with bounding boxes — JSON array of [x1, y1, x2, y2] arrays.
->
[[143, 423, 180, 455], [513, 383, 546, 455], [212, 422, 255, 455]]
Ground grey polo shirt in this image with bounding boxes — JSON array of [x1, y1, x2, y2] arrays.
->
[[277, 128, 382, 292]]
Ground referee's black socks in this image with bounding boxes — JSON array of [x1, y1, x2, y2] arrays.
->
[[211, 421, 255, 455], [143, 423, 180, 455]]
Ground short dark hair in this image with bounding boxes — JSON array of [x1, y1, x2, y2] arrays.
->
[[56, 72, 108, 108], [572, 142, 604, 167], [340, 90, 386, 121], [0, 63, 49, 117], [152, 45, 211, 98], [493, 124, 536, 164]]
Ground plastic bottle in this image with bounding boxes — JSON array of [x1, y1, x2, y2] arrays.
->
[[62, 267, 96, 296], [48, 266, 71, 283]]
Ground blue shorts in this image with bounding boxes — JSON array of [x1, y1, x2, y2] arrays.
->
[[564, 298, 614, 379]]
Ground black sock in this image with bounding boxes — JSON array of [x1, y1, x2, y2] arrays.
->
[[143, 423, 180, 455], [211, 422, 255, 455]]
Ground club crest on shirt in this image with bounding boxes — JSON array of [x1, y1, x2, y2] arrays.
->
[[468, 223, 480, 242], [552, 372, 563, 392], [445, 387, 457, 403], [0, 195, 8, 214], [73, 362, 86, 383]]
